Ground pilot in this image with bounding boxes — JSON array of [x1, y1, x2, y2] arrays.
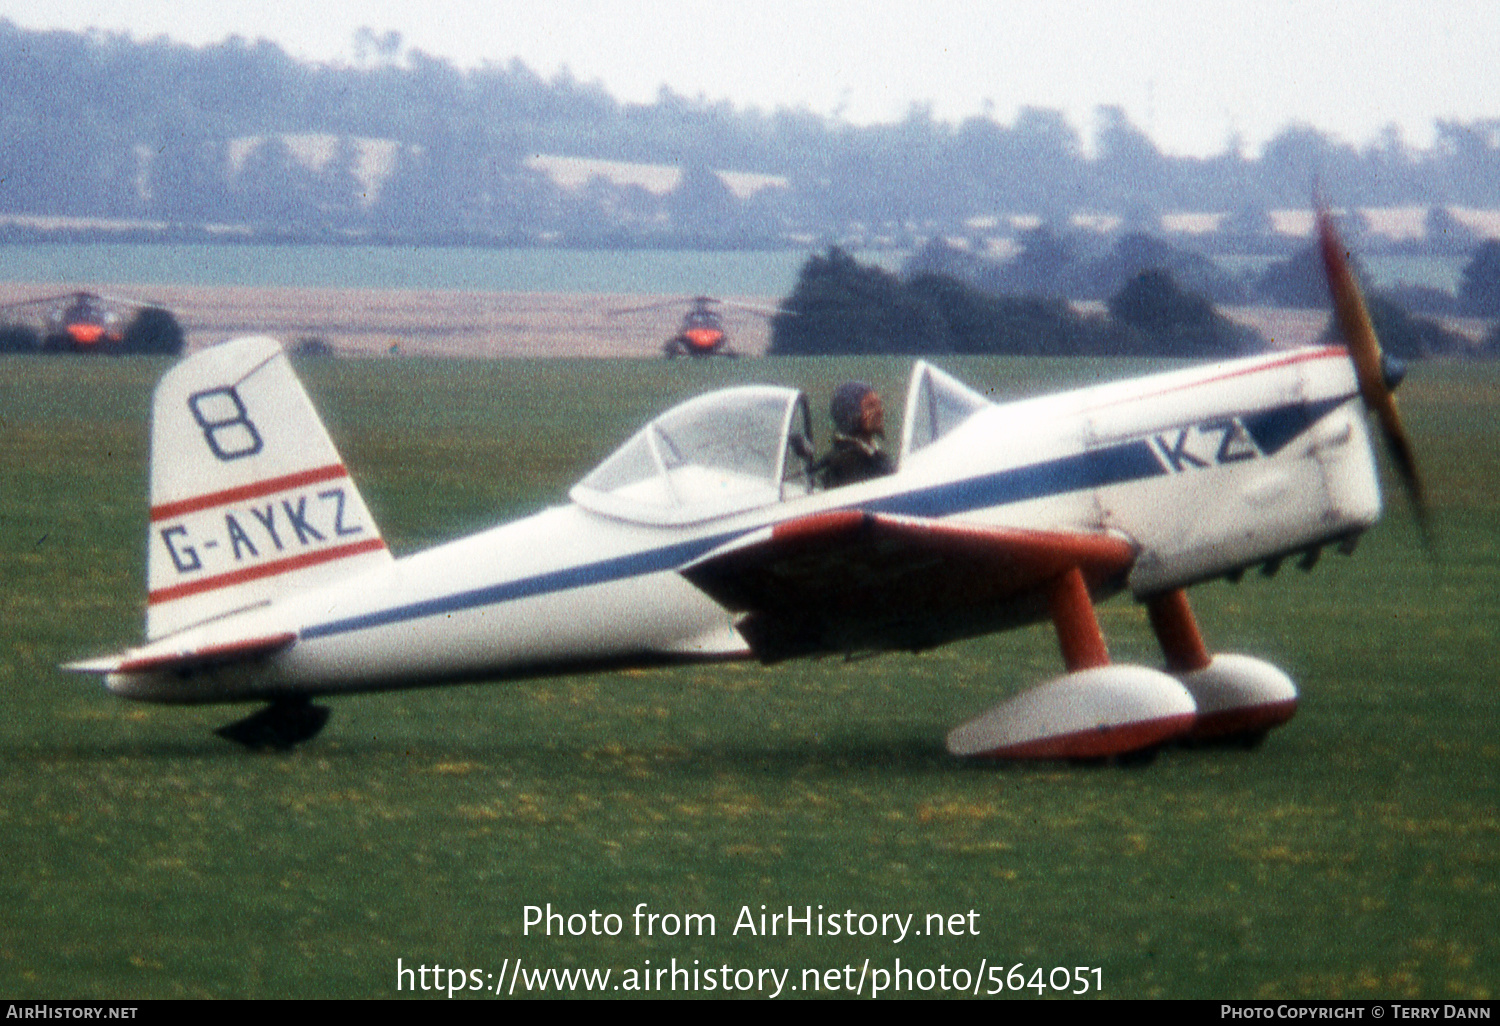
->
[[814, 380, 895, 489]]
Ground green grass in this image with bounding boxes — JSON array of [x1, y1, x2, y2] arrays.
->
[[1, 354, 1496, 999]]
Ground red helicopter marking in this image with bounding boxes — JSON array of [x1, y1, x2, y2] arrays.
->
[[68, 323, 108, 346], [684, 327, 723, 350]]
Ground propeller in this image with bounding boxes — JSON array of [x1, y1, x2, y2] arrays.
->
[[1316, 207, 1432, 548]]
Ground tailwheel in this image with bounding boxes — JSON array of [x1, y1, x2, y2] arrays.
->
[[215, 698, 330, 751]]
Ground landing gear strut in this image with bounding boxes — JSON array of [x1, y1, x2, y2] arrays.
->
[[947, 568, 1196, 760], [1146, 588, 1298, 743], [946, 576, 1298, 761]]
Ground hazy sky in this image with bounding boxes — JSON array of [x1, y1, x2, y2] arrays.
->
[[4, 0, 1496, 157]]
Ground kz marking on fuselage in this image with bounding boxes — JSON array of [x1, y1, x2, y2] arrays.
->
[[66, 213, 1427, 759], [1149, 419, 1260, 474]]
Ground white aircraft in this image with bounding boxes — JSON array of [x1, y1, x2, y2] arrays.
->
[[65, 216, 1427, 757]]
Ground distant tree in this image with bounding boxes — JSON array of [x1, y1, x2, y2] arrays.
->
[[1433, 120, 1500, 207], [906, 273, 1123, 357], [770, 248, 949, 355], [1109, 269, 1210, 329], [1116, 203, 1163, 236], [369, 144, 435, 234], [232, 137, 321, 230], [739, 183, 799, 241], [1459, 240, 1500, 317], [1322, 294, 1469, 360], [900, 238, 996, 291], [665, 164, 743, 242], [1107, 270, 1263, 357], [9, 21, 1500, 242], [353, 28, 403, 65], [1381, 283, 1461, 317], [1007, 107, 1084, 211], [1423, 206, 1478, 252], [1256, 124, 1356, 206], [1360, 124, 1423, 206], [148, 137, 235, 223], [313, 136, 368, 228], [1093, 106, 1167, 210], [991, 225, 1083, 296], [1079, 233, 1248, 303], [1256, 243, 1364, 308], [121, 306, 185, 355], [776, 251, 1231, 358], [1223, 204, 1274, 237], [0, 323, 42, 354]]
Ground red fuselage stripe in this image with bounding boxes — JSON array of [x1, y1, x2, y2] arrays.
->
[[147, 537, 387, 605], [150, 464, 350, 521], [1086, 346, 1348, 412]]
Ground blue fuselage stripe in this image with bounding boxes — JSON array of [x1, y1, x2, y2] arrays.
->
[[299, 537, 728, 640], [300, 395, 1348, 641], [868, 440, 1164, 519]]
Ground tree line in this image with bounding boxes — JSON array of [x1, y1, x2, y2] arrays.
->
[[3, 22, 1499, 248], [770, 245, 1500, 359], [771, 249, 1267, 359]]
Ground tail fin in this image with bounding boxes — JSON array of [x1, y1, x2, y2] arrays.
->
[[145, 336, 391, 639]]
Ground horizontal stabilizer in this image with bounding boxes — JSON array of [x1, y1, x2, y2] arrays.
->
[[63, 632, 296, 676], [681, 510, 1136, 660]]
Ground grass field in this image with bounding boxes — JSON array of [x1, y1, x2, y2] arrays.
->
[[1, 353, 1496, 1000]]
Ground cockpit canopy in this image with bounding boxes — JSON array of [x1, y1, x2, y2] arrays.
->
[[571, 386, 813, 526], [570, 364, 991, 526]]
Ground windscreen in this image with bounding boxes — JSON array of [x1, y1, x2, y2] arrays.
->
[[901, 362, 993, 460]]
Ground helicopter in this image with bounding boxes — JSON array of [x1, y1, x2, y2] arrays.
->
[[0, 291, 184, 355], [609, 295, 787, 358]]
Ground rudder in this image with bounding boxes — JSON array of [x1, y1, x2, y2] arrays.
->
[[145, 336, 391, 639]]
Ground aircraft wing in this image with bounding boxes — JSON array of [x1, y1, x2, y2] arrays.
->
[[62, 632, 296, 676], [681, 511, 1136, 662]]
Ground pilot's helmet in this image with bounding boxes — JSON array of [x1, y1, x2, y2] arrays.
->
[[831, 380, 875, 436]]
